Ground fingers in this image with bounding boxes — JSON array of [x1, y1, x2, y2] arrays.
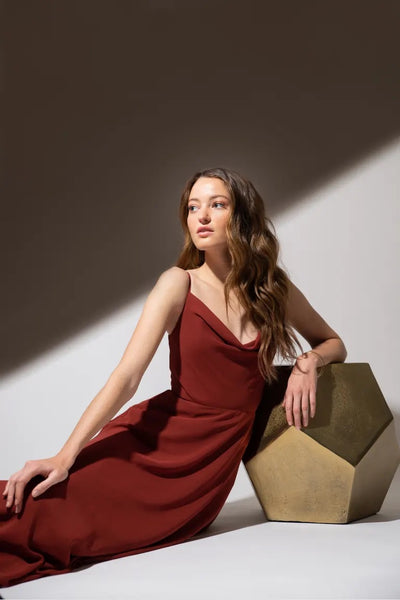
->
[[31, 469, 67, 499], [3, 476, 17, 511], [283, 391, 303, 429], [13, 481, 28, 514], [283, 392, 295, 427], [2, 458, 69, 515], [3, 461, 47, 514], [292, 393, 303, 430], [301, 393, 310, 428], [3, 476, 25, 514], [3, 480, 14, 509], [309, 387, 317, 419], [4, 464, 33, 513], [283, 390, 316, 429]]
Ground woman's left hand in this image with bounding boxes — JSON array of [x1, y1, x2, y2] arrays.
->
[[281, 354, 319, 429]]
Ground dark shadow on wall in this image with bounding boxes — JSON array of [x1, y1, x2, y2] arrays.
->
[[2, 0, 400, 374]]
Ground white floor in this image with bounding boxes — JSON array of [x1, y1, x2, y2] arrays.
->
[[2, 463, 400, 600]]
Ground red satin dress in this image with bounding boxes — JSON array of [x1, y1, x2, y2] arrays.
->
[[0, 271, 265, 587]]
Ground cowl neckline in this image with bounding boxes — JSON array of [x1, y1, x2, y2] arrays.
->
[[185, 271, 260, 350]]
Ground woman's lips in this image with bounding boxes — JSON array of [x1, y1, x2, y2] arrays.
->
[[197, 230, 213, 237]]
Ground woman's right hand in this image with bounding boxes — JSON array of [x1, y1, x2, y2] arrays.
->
[[2, 456, 69, 514]]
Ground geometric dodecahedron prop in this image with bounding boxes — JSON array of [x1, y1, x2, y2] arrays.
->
[[243, 363, 400, 523]]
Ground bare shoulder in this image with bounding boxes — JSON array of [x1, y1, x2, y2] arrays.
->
[[150, 266, 189, 321], [155, 266, 189, 297], [150, 267, 189, 335]]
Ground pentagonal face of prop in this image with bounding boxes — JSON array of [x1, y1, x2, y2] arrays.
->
[[305, 363, 393, 466], [244, 363, 400, 524]]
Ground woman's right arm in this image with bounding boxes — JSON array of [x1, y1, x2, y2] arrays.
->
[[2, 266, 189, 513]]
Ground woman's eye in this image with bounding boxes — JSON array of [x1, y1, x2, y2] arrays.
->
[[213, 202, 225, 208], [188, 205, 198, 212]]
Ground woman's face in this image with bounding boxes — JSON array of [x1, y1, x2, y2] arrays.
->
[[187, 177, 232, 253]]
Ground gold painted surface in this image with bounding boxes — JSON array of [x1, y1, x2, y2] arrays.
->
[[304, 363, 393, 465], [246, 363, 394, 465], [246, 427, 354, 523], [244, 362, 400, 523], [348, 420, 400, 522]]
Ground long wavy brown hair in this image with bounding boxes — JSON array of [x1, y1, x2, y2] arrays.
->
[[176, 166, 304, 384]]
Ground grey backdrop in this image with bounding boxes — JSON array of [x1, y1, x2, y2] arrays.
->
[[2, 0, 400, 375]]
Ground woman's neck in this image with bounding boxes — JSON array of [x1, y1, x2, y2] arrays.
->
[[200, 251, 232, 286]]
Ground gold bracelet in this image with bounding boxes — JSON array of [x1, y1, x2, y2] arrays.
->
[[307, 349, 325, 367], [296, 350, 326, 378]]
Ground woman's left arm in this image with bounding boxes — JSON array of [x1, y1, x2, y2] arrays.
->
[[282, 279, 347, 429]]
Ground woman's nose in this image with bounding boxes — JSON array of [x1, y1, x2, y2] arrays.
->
[[198, 206, 211, 222]]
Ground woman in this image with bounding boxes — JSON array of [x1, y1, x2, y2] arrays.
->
[[0, 167, 347, 587]]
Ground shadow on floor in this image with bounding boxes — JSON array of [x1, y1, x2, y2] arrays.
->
[[188, 495, 267, 542]]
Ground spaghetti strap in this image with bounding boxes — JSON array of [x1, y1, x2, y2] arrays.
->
[[186, 269, 192, 290]]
